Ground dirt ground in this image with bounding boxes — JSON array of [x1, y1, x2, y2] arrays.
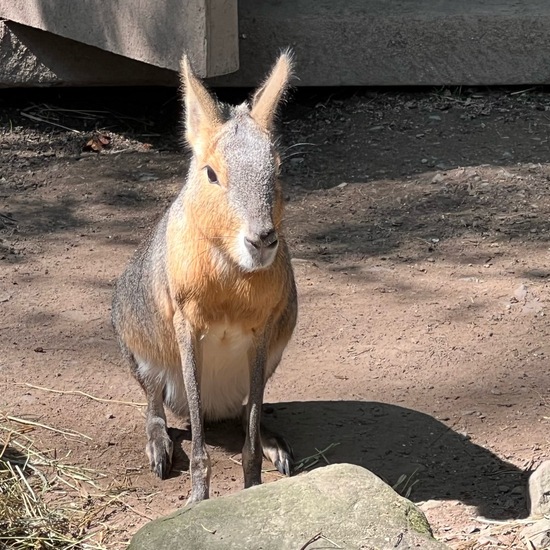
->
[[2, 83, 550, 549]]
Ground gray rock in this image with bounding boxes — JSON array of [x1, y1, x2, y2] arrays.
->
[[521, 518, 550, 550], [528, 460, 550, 517], [129, 463, 449, 550]]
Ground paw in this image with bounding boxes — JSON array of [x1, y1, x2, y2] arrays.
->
[[185, 475, 210, 506], [261, 431, 294, 476], [186, 491, 209, 507], [145, 431, 174, 479]]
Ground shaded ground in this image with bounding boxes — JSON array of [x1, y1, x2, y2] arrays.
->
[[2, 84, 550, 548]]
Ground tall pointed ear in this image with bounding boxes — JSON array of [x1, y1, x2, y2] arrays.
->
[[180, 55, 222, 154], [250, 50, 294, 131]]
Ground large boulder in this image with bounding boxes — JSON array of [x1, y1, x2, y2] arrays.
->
[[129, 463, 449, 550]]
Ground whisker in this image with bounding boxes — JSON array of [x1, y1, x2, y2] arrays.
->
[[281, 151, 311, 162], [282, 142, 317, 152]]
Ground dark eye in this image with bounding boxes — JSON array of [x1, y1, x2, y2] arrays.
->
[[205, 166, 219, 185]]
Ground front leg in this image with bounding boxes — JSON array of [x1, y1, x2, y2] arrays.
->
[[243, 331, 269, 488], [174, 310, 210, 505]]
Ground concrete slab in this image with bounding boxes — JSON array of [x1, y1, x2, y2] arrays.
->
[[2, 0, 550, 87], [0, 21, 178, 87], [212, 0, 550, 86], [0, 0, 238, 77]]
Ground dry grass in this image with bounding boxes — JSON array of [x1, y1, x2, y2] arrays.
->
[[0, 412, 130, 549]]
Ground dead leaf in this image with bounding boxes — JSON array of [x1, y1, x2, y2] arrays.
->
[[83, 133, 111, 152]]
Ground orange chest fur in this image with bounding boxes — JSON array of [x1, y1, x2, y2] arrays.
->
[[167, 243, 287, 332], [183, 275, 285, 331]]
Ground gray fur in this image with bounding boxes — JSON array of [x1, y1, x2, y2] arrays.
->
[[221, 110, 277, 238], [111, 52, 297, 504]]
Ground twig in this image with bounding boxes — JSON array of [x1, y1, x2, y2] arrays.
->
[[3, 414, 92, 441], [321, 534, 343, 548], [20, 111, 82, 134], [298, 532, 342, 549], [315, 446, 331, 466], [509, 87, 537, 96], [19, 382, 146, 407], [299, 532, 323, 550], [108, 495, 154, 521], [295, 442, 340, 472]]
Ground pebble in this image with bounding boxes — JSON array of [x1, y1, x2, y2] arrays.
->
[[136, 172, 160, 182], [418, 499, 442, 511], [514, 283, 528, 302], [521, 518, 550, 549], [528, 460, 550, 517]]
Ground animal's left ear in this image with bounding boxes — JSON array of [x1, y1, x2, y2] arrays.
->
[[250, 50, 294, 131]]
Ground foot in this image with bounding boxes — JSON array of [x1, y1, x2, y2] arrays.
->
[[261, 425, 294, 476], [145, 426, 174, 479]]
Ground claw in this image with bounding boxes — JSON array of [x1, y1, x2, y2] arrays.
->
[[274, 456, 292, 476], [261, 427, 293, 477], [146, 431, 174, 479]]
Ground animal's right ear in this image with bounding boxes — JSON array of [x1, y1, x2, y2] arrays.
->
[[180, 56, 222, 155]]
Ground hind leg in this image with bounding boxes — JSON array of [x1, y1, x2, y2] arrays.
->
[[241, 406, 294, 477], [260, 421, 294, 477], [254, 330, 295, 477], [144, 383, 174, 479], [131, 354, 174, 479]]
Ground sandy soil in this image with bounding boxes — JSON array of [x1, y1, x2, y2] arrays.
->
[[2, 85, 550, 548]]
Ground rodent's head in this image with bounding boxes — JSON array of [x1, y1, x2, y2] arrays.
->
[[181, 52, 293, 272]]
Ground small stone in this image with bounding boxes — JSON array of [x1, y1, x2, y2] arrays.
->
[[429, 115, 442, 121], [521, 518, 550, 549], [498, 485, 510, 493], [431, 173, 444, 184], [418, 499, 443, 511], [136, 172, 160, 182], [528, 460, 550, 517], [514, 284, 528, 302], [421, 158, 428, 164], [511, 485, 524, 496]]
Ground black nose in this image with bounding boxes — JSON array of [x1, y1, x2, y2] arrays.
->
[[246, 229, 278, 250]]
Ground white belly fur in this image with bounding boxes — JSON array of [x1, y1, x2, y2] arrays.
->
[[200, 323, 253, 421], [141, 323, 285, 422]]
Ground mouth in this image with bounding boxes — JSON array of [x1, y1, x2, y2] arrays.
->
[[236, 230, 279, 271]]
